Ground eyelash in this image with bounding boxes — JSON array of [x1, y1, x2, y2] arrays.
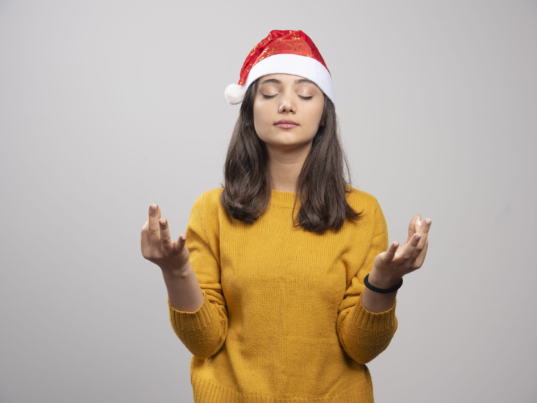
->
[[262, 95, 313, 100]]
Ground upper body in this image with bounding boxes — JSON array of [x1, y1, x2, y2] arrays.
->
[[167, 183, 397, 402], [142, 30, 431, 402]]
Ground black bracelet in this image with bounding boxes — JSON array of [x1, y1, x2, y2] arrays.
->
[[364, 273, 403, 293]]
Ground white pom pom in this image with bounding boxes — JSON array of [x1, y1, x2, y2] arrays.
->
[[225, 83, 246, 105]]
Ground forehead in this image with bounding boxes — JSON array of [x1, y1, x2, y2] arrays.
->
[[258, 73, 317, 87]]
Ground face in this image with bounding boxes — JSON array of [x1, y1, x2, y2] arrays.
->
[[253, 73, 325, 152]]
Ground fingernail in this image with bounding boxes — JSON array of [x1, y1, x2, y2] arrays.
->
[[415, 234, 422, 241], [425, 218, 432, 226], [151, 204, 157, 213], [417, 219, 422, 227], [160, 219, 166, 225]]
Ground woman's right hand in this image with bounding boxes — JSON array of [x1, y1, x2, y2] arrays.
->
[[141, 204, 190, 274]]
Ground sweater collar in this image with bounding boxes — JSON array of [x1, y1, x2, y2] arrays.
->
[[269, 188, 302, 208]]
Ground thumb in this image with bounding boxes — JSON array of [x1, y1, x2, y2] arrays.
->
[[385, 241, 399, 262], [175, 233, 187, 252]]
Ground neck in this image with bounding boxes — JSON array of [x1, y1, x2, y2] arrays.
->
[[266, 142, 311, 192]]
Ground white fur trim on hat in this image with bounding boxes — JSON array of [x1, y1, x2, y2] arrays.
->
[[225, 83, 247, 105], [225, 54, 335, 106], [247, 54, 335, 106]]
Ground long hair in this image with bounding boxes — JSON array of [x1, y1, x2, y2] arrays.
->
[[220, 77, 363, 234]]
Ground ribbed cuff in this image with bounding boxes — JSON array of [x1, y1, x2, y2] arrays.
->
[[351, 294, 397, 332], [168, 290, 216, 332]]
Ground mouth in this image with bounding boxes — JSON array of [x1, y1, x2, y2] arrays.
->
[[274, 119, 299, 129]]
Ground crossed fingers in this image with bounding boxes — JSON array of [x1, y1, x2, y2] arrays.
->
[[381, 215, 432, 277]]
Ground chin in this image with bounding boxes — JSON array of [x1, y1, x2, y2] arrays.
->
[[270, 136, 312, 148]]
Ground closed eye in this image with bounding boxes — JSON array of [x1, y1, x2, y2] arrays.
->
[[262, 95, 313, 100]]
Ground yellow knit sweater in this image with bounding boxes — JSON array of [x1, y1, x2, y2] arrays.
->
[[167, 185, 398, 402]]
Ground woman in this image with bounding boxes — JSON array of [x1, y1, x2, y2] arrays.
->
[[141, 30, 432, 402]]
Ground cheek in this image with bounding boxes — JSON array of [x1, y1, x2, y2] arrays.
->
[[305, 103, 324, 129], [253, 104, 271, 132]]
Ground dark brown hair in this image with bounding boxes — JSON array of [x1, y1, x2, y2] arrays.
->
[[220, 77, 363, 234]]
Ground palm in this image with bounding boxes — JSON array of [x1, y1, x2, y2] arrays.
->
[[373, 214, 432, 280]]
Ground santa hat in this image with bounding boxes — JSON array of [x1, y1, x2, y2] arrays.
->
[[224, 30, 335, 106]]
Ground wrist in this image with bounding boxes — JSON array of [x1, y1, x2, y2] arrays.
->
[[368, 268, 402, 290], [160, 263, 190, 279]]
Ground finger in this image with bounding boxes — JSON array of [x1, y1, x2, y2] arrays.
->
[[417, 218, 432, 235], [403, 232, 422, 261], [409, 215, 421, 239], [412, 239, 429, 270], [412, 238, 429, 268], [385, 241, 399, 262], [160, 217, 172, 251], [177, 233, 186, 249], [413, 218, 431, 259], [148, 204, 161, 246], [175, 233, 187, 252], [141, 219, 150, 256]]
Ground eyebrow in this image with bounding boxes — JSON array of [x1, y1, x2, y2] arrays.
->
[[259, 78, 317, 86]]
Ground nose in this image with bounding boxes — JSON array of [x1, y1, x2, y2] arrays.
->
[[278, 93, 296, 113]]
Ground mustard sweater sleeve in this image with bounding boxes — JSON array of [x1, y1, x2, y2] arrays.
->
[[336, 197, 398, 365], [167, 192, 228, 360]]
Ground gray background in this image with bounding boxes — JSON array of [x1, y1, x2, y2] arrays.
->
[[1, 0, 535, 402]]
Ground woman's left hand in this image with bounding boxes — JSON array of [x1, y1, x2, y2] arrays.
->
[[371, 215, 432, 286]]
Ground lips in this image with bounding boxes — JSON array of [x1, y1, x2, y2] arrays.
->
[[275, 119, 298, 125], [274, 119, 299, 129]]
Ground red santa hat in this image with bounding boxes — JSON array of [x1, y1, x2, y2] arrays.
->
[[224, 30, 336, 106]]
